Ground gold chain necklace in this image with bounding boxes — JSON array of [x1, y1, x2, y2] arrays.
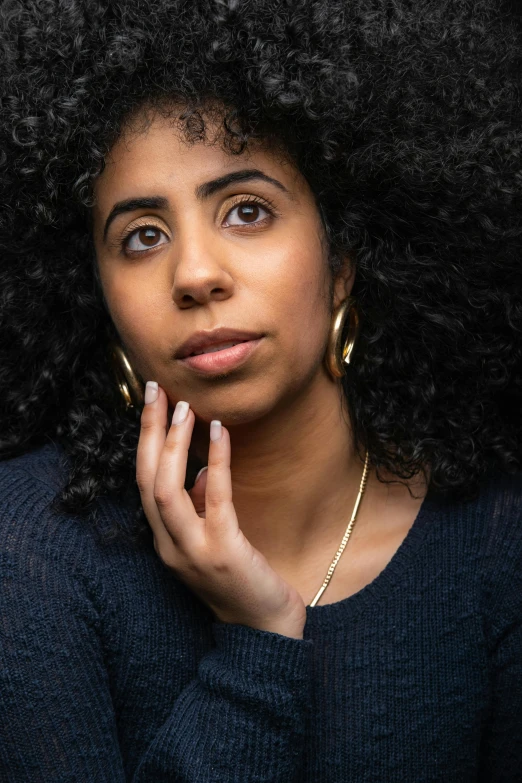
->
[[308, 449, 370, 607]]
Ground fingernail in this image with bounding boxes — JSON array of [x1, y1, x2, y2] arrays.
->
[[210, 420, 222, 441], [144, 381, 159, 404], [172, 401, 189, 426], [195, 466, 208, 483]]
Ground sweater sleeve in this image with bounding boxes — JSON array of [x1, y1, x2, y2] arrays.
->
[[478, 501, 522, 781], [134, 622, 312, 782], [0, 474, 312, 783], [478, 614, 522, 782]]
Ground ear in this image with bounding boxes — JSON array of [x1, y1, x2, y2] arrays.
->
[[332, 255, 356, 310]]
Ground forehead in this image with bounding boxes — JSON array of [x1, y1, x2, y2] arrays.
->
[[93, 111, 302, 207]]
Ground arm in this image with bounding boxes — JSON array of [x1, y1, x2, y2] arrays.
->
[[134, 622, 312, 782], [480, 622, 522, 782], [478, 512, 522, 782], [0, 511, 127, 780], [478, 614, 522, 781], [0, 482, 312, 782]]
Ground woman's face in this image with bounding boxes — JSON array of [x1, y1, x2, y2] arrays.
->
[[92, 110, 354, 425]]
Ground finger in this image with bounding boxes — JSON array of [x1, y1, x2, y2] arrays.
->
[[188, 466, 208, 517], [136, 383, 175, 552], [153, 401, 202, 546], [205, 421, 238, 539], [155, 400, 195, 494]]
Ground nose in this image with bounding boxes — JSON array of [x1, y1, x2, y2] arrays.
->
[[171, 232, 234, 310]]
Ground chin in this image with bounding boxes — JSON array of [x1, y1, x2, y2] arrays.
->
[[189, 390, 279, 428]]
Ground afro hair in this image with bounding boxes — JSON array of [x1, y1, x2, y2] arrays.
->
[[0, 0, 521, 545]]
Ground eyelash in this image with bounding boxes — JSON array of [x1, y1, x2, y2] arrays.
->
[[119, 195, 278, 255]]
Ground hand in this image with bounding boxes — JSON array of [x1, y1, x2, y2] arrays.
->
[[136, 384, 307, 640]]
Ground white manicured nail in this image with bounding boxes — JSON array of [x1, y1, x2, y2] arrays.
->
[[210, 420, 222, 441], [144, 381, 158, 404], [172, 401, 189, 426]]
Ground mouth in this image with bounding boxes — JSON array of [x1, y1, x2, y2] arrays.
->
[[176, 328, 264, 375], [179, 337, 263, 375]]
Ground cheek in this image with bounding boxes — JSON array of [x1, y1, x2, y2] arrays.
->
[[100, 269, 169, 358], [270, 244, 331, 366]]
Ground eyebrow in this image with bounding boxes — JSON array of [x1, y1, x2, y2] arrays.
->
[[102, 168, 292, 241], [103, 197, 169, 242], [194, 168, 292, 200]]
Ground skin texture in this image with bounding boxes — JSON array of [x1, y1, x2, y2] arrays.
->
[[92, 112, 428, 626]]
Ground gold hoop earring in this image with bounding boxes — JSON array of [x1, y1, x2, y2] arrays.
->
[[110, 342, 145, 410], [325, 296, 360, 379]]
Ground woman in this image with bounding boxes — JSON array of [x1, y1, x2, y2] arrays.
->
[[0, 0, 521, 780]]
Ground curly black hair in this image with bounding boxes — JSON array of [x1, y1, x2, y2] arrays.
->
[[1, 0, 521, 546]]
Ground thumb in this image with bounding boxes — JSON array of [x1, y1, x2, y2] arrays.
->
[[188, 466, 207, 516]]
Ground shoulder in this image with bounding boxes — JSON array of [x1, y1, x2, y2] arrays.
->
[[0, 443, 89, 572], [451, 468, 522, 635], [432, 466, 522, 556], [0, 445, 103, 638], [0, 442, 77, 558], [468, 468, 522, 569], [0, 440, 69, 498], [0, 442, 69, 551], [0, 442, 137, 581]]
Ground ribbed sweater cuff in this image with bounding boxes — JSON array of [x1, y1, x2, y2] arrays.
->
[[211, 621, 313, 685]]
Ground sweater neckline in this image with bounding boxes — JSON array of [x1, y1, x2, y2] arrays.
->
[[304, 492, 443, 631]]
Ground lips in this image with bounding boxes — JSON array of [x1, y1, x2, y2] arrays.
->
[[175, 328, 264, 360], [180, 339, 263, 374], [189, 341, 245, 356]]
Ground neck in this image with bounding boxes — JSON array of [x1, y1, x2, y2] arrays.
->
[[191, 371, 374, 568]]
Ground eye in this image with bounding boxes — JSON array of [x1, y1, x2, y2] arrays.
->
[[123, 226, 169, 253], [224, 201, 272, 227]]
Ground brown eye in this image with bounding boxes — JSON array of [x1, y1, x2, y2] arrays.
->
[[225, 202, 270, 226], [125, 226, 169, 252], [238, 204, 260, 222]]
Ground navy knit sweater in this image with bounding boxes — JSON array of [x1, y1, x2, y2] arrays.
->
[[1, 442, 521, 782]]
